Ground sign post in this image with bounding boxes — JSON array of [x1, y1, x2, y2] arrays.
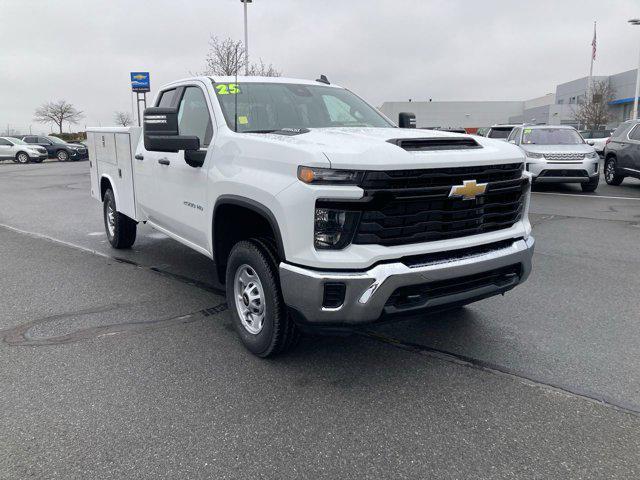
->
[[130, 72, 150, 126]]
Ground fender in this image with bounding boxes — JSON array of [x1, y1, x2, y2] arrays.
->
[[213, 195, 286, 260], [99, 174, 120, 208]]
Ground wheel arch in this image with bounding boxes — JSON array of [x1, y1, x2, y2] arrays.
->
[[15, 150, 30, 160], [99, 174, 119, 205], [212, 195, 285, 284]]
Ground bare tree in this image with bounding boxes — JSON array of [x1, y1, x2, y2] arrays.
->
[[572, 80, 614, 130], [201, 35, 280, 77], [114, 111, 133, 127], [34, 100, 84, 134]]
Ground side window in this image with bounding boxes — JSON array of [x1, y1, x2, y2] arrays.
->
[[0, 138, 12, 146], [177, 86, 213, 147], [611, 124, 627, 139], [508, 128, 520, 143], [157, 89, 176, 108], [38, 137, 51, 144], [629, 125, 640, 141], [24, 136, 37, 143]]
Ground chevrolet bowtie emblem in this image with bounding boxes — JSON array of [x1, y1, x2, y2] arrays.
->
[[449, 180, 487, 200]]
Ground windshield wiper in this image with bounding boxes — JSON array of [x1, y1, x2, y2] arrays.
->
[[243, 129, 278, 133]]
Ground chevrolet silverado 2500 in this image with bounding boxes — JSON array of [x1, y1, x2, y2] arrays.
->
[[87, 76, 534, 357]]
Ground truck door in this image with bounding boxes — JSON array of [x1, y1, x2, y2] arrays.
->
[[149, 84, 214, 250], [136, 88, 178, 222]]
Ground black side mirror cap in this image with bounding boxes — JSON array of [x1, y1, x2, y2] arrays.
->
[[143, 107, 200, 153], [398, 112, 416, 128]]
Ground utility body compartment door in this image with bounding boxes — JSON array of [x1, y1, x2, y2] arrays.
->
[[87, 127, 141, 221]]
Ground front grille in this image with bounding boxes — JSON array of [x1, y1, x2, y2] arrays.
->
[[539, 169, 588, 178], [543, 152, 585, 161], [351, 163, 526, 246], [385, 264, 522, 310]]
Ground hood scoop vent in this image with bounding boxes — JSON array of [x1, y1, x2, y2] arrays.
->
[[388, 137, 482, 151]]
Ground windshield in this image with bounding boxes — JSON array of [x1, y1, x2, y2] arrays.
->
[[521, 128, 584, 145], [8, 137, 27, 145], [213, 82, 393, 132], [487, 128, 512, 139], [48, 136, 66, 145]]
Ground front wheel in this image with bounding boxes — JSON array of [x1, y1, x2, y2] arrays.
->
[[581, 175, 599, 192], [103, 188, 137, 248], [604, 157, 624, 186], [16, 152, 30, 164], [226, 239, 299, 357], [56, 150, 69, 162]]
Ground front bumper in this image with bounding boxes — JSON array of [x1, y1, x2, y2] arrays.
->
[[69, 148, 88, 160], [279, 236, 534, 325], [527, 157, 598, 183]]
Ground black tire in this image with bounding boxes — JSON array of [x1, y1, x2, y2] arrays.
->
[[16, 152, 30, 164], [604, 157, 624, 186], [103, 189, 136, 249], [56, 150, 69, 162], [226, 239, 299, 357], [581, 175, 599, 192]]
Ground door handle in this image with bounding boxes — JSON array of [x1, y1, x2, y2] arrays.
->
[[158, 158, 170, 166], [135, 154, 144, 160]]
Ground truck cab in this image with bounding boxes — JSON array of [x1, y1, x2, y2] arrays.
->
[[88, 76, 534, 357]]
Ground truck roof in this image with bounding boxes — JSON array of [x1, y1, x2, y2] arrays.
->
[[161, 75, 343, 89]]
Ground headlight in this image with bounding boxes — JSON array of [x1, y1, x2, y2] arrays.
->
[[298, 166, 363, 185], [314, 207, 360, 249], [586, 151, 599, 159], [525, 151, 544, 159]]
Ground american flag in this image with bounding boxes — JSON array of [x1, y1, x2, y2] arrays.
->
[[591, 22, 597, 60]]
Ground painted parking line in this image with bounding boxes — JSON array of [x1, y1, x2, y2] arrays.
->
[[532, 192, 640, 201]]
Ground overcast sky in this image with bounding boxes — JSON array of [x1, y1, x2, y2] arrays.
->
[[1, 0, 639, 134]]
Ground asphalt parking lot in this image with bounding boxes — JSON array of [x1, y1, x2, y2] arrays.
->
[[1, 160, 640, 479]]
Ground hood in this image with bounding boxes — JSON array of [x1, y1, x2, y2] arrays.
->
[[520, 143, 595, 154], [255, 127, 525, 170]]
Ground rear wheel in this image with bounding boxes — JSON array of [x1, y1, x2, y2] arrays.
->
[[16, 152, 30, 164], [226, 239, 299, 357], [103, 188, 137, 249], [581, 175, 599, 192], [56, 150, 69, 162], [604, 157, 624, 186]]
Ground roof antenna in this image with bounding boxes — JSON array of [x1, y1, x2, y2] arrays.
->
[[316, 74, 330, 85]]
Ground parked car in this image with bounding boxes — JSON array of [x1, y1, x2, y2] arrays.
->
[[18, 135, 88, 161], [86, 75, 534, 357], [579, 129, 612, 156], [0, 136, 48, 163], [602, 120, 640, 186], [507, 125, 600, 192], [475, 127, 490, 137], [486, 124, 520, 140]]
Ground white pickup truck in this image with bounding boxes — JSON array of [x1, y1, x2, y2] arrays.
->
[[88, 75, 534, 357]]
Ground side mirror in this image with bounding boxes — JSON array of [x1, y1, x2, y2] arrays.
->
[[398, 112, 416, 129], [143, 107, 200, 153]]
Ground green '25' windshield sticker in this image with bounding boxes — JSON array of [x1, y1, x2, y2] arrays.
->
[[215, 83, 241, 95]]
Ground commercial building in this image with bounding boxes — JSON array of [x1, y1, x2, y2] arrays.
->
[[379, 68, 639, 131]]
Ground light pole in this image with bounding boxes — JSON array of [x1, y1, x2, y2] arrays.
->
[[630, 19, 640, 120], [241, 0, 252, 75]]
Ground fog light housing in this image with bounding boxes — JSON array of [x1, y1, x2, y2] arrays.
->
[[322, 283, 346, 308], [314, 208, 359, 249]]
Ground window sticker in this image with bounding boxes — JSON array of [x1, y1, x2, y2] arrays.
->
[[215, 83, 241, 95], [238, 116, 249, 125], [524, 128, 532, 134]]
